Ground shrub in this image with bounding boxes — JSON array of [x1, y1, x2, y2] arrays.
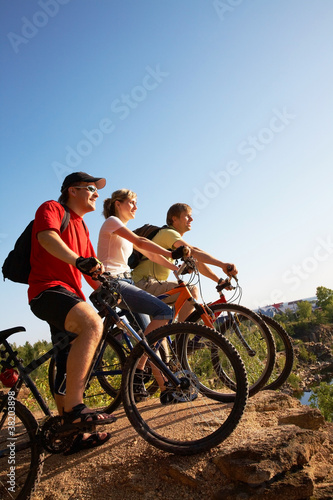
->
[[309, 382, 333, 422]]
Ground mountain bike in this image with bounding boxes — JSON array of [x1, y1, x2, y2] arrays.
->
[[258, 313, 294, 390], [48, 263, 277, 407], [155, 257, 277, 396], [0, 274, 249, 499], [184, 268, 294, 391]]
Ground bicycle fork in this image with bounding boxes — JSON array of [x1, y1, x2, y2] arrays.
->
[[103, 304, 184, 390], [225, 313, 256, 357]]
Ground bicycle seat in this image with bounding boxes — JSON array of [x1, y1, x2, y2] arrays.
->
[[0, 326, 26, 343]]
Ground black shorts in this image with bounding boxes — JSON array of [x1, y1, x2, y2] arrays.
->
[[30, 285, 84, 341], [30, 285, 84, 395]]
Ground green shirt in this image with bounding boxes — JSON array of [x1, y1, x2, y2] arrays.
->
[[132, 227, 182, 282]]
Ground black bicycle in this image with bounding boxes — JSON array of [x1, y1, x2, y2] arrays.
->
[[0, 273, 249, 499]]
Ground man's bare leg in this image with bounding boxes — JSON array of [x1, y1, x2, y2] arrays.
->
[[63, 301, 108, 419]]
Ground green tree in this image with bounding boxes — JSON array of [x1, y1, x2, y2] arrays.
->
[[316, 286, 333, 310], [297, 300, 312, 320], [309, 382, 333, 422]]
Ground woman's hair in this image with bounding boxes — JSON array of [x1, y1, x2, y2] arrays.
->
[[103, 189, 137, 219], [166, 203, 191, 226]]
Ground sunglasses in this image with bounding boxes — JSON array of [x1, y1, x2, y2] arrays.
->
[[72, 185, 98, 193]]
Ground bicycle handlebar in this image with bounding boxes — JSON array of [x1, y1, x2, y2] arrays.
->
[[173, 256, 197, 281]]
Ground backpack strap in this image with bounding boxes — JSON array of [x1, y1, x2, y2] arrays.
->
[[60, 204, 71, 233], [59, 204, 87, 234]]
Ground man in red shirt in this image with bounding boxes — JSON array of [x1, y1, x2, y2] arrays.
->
[[29, 171, 115, 453]]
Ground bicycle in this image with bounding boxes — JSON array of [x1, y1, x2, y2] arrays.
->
[[0, 273, 249, 499], [172, 260, 294, 391], [258, 313, 294, 391], [49, 257, 293, 412], [154, 257, 278, 397], [182, 267, 294, 391]]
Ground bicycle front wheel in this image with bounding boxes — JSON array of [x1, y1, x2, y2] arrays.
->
[[0, 397, 44, 500], [188, 303, 276, 397], [121, 323, 248, 455], [259, 314, 294, 390]]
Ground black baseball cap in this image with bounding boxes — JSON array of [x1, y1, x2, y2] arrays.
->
[[61, 171, 106, 192]]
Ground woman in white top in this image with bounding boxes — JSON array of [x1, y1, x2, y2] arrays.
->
[[97, 189, 186, 403]]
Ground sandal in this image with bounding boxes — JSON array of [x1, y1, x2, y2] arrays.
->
[[64, 431, 111, 456], [62, 404, 117, 430]]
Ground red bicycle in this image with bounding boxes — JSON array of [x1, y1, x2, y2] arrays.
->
[[157, 257, 293, 396]]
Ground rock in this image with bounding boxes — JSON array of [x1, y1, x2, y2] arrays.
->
[[213, 469, 314, 500], [246, 390, 300, 412], [278, 406, 325, 429], [160, 464, 200, 489], [210, 392, 333, 500], [213, 426, 325, 485]]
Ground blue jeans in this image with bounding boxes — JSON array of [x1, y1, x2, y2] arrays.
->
[[117, 279, 173, 331]]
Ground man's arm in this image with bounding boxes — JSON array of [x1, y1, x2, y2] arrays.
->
[[37, 229, 103, 287], [37, 229, 78, 265], [114, 225, 183, 262], [173, 239, 237, 277], [139, 248, 178, 272], [195, 261, 220, 283]]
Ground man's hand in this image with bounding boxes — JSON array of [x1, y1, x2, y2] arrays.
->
[[216, 278, 233, 292], [76, 257, 103, 278], [171, 245, 190, 260], [222, 263, 238, 277]]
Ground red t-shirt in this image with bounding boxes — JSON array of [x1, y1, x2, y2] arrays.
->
[[28, 200, 96, 302]]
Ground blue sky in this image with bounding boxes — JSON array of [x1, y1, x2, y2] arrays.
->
[[1, 0, 333, 345]]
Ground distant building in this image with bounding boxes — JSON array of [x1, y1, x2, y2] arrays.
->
[[256, 297, 317, 317]]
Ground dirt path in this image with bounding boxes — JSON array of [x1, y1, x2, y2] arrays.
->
[[32, 402, 249, 500], [29, 391, 333, 500]]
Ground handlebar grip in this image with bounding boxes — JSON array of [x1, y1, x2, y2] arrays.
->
[[176, 261, 188, 275], [226, 264, 238, 282]]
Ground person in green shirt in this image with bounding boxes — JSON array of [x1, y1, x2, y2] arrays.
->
[[132, 202, 237, 321]]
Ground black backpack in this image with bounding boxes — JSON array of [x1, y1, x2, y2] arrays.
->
[[128, 223, 168, 269], [2, 205, 71, 284]]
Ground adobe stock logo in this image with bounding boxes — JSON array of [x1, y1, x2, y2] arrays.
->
[[52, 65, 169, 183], [7, 0, 72, 54], [251, 234, 333, 310], [282, 235, 333, 292], [191, 107, 296, 214], [213, 0, 244, 21]]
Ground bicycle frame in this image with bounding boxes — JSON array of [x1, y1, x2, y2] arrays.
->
[[157, 279, 214, 322], [1, 304, 183, 429], [100, 299, 181, 389], [156, 269, 257, 356], [0, 327, 76, 416]]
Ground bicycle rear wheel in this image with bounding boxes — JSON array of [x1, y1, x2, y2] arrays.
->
[[48, 333, 126, 414], [259, 314, 294, 390], [121, 323, 248, 455], [187, 303, 276, 397], [0, 397, 44, 500]]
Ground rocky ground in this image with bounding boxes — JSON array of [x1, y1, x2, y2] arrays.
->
[[291, 324, 333, 393], [30, 391, 333, 500], [30, 323, 333, 500]]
